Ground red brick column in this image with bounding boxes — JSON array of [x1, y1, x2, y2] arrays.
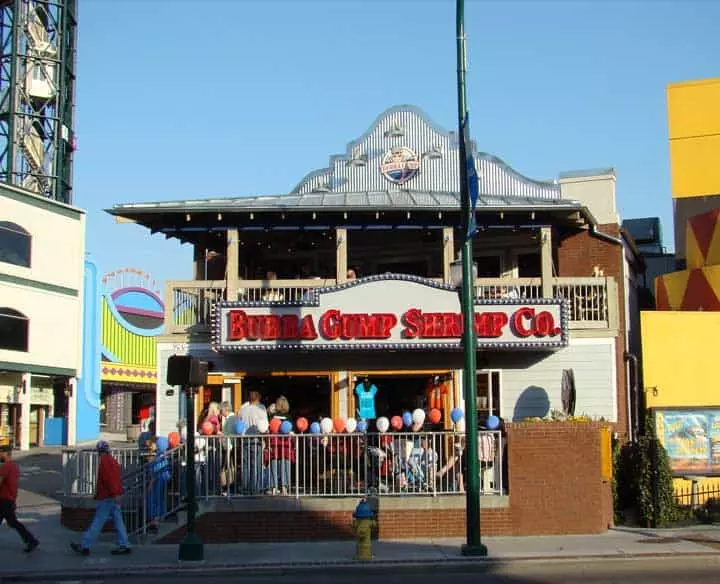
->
[[506, 422, 614, 535]]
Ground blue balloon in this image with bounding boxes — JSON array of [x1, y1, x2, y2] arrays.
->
[[450, 408, 464, 424], [155, 436, 169, 453], [402, 411, 413, 428], [310, 422, 321, 435], [280, 420, 292, 435], [234, 419, 247, 435], [486, 415, 500, 430], [357, 420, 368, 433]]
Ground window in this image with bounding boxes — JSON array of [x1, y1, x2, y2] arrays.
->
[[0, 222, 31, 267], [0, 307, 29, 352], [476, 371, 501, 418], [476, 255, 503, 278], [517, 253, 541, 278]]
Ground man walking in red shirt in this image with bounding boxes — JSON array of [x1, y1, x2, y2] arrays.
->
[[0, 446, 39, 552], [70, 441, 131, 555]]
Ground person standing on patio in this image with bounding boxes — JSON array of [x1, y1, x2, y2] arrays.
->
[[238, 390, 269, 494], [70, 441, 131, 556], [0, 446, 39, 552]]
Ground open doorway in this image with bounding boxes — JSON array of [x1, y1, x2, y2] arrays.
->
[[350, 372, 454, 423], [242, 374, 332, 422]]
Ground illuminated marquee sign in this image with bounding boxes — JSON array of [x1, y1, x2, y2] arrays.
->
[[211, 275, 568, 352]]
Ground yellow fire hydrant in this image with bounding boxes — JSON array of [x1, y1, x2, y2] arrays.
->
[[352, 498, 376, 561]]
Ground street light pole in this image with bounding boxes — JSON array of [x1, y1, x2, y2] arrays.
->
[[456, 0, 487, 557], [178, 384, 204, 562]]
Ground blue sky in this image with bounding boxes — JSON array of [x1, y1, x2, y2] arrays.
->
[[75, 0, 720, 287]]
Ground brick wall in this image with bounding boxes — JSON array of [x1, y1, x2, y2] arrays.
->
[[62, 423, 612, 542], [557, 224, 629, 437], [505, 422, 613, 535]]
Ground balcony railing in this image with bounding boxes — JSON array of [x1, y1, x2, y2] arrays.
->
[[62, 431, 503, 500], [475, 277, 612, 329], [166, 276, 614, 333]]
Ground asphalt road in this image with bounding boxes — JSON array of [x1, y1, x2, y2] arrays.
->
[[17, 557, 720, 584]]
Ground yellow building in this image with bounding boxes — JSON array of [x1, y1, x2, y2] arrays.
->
[[641, 78, 720, 486], [667, 77, 720, 262]]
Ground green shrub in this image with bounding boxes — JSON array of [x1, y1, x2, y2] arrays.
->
[[613, 413, 678, 527]]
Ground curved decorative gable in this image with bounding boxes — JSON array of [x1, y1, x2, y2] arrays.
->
[[292, 105, 560, 201]]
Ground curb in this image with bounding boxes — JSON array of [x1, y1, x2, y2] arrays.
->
[[2, 551, 720, 581]]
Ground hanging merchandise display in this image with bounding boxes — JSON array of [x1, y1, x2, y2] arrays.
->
[[355, 379, 378, 420]]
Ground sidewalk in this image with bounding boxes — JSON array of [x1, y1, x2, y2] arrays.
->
[[2, 495, 720, 580]]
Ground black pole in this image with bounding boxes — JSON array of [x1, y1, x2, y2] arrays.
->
[[178, 385, 204, 561]]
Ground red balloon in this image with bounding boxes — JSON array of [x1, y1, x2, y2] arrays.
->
[[333, 418, 346, 433], [390, 416, 403, 430], [168, 431, 180, 449], [201, 422, 214, 436], [296, 417, 309, 433], [428, 408, 442, 424], [269, 417, 282, 434]]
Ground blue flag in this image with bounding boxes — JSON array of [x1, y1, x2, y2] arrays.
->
[[462, 114, 479, 240]]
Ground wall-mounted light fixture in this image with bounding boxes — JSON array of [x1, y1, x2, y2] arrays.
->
[[185, 213, 191, 222], [64, 380, 73, 398], [423, 146, 443, 160], [384, 123, 404, 138]]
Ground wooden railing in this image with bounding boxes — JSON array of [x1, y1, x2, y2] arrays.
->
[[165, 276, 615, 334]]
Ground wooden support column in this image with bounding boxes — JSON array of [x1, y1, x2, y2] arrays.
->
[[232, 383, 242, 412], [336, 228, 347, 283], [192, 245, 205, 280], [540, 226, 554, 298], [19, 373, 31, 451], [442, 227, 454, 284], [226, 229, 239, 300]]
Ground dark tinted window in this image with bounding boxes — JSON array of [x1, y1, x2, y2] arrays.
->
[[476, 255, 502, 277], [0, 222, 31, 267], [0, 307, 29, 352], [517, 253, 541, 278]]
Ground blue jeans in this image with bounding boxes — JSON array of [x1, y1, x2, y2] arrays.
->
[[241, 439, 263, 494], [81, 498, 130, 549], [147, 477, 167, 520], [269, 459, 291, 490]]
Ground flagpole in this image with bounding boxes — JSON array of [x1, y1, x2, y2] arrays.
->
[[456, 0, 487, 557]]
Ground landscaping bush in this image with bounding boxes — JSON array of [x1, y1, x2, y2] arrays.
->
[[613, 413, 678, 527]]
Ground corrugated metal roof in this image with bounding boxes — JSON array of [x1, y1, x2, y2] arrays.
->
[[111, 191, 584, 213], [291, 105, 561, 200], [110, 106, 575, 216]]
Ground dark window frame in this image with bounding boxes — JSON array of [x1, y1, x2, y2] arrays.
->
[[0, 221, 32, 268], [0, 307, 29, 352]]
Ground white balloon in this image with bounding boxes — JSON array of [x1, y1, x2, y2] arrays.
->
[[345, 417, 357, 433], [376, 417, 390, 433], [256, 418, 269, 434], [412, 409, 426, 425], [320, 417, 334, 434]]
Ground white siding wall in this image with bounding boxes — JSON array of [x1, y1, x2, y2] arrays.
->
[[0, 192, 85, 373], [155, 341, 215, 437], [1, 193, 85, 291], [501, 337, 617, 422]]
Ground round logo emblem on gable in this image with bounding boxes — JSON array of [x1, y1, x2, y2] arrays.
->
[[380, 147, 420, 184]]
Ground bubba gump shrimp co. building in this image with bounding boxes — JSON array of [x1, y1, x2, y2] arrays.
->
[[96, 106, 639, 541]]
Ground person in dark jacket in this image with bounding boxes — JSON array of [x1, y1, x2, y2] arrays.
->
[[70, 441, 132, 556]]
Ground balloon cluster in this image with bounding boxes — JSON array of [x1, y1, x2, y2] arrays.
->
[[166, 406, 484, 444]]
